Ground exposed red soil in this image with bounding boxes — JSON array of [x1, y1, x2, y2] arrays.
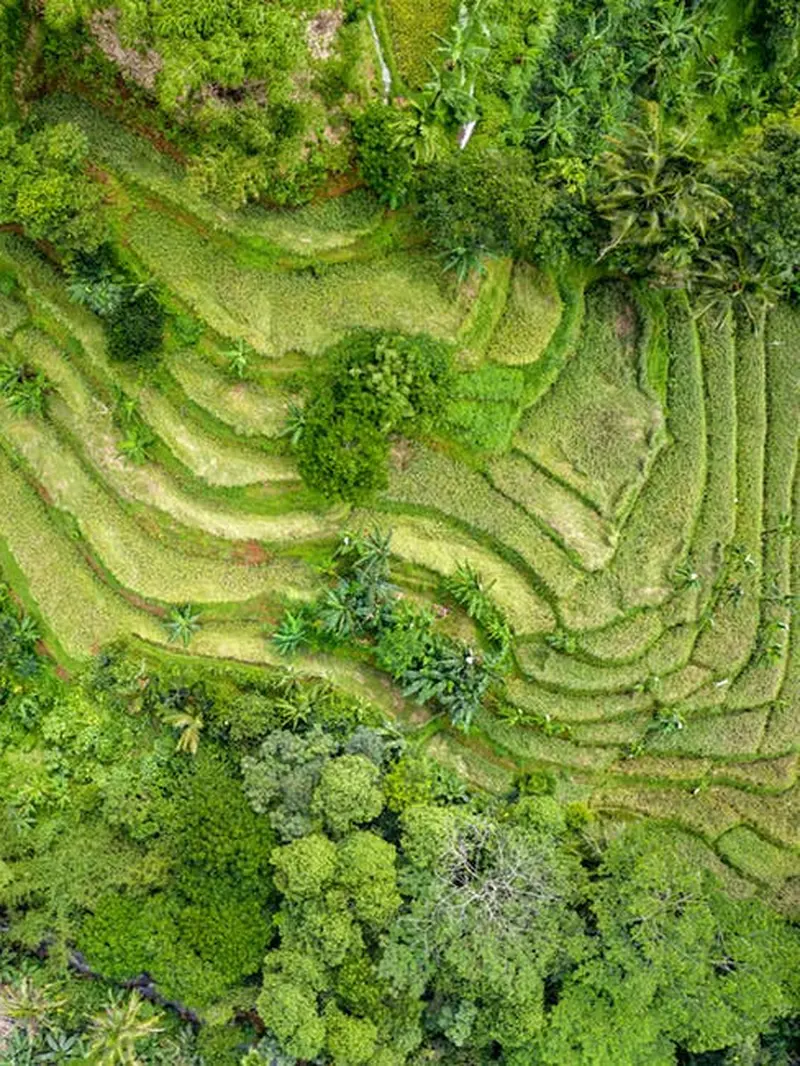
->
[[33, 481, 54, 506], [231, 540, 272, 567]]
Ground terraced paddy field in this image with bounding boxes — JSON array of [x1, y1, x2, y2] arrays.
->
[[2, 96, 799, 913]]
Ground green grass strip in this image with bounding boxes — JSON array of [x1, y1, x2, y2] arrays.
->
[[606, 291, 707, 609], [126, 208, 467, 358], [646, 707, 769, 760], [31, 93, 390, 260], [516, 280, 666, 521], [761, 462, 800, 756], [0, 442, 163, 657], [167, 349, 288, 439], [692, 304, 737, 589], [488, 451, 616, 571], [382, 444, 583, 605], [0, 406, 311, 606], [577, 608, 665, 663], [485, 263, 564, 368], [358, 512, 555, 635], [456, 257, 513, 363], [725, 304, 800, 708], [519, 270, 586, 409], [693, 310, 766, 676], [506, 675, 654, 723], [716, 825, 800, 888]]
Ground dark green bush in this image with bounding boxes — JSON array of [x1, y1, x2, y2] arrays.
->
[[730, 123, 800, 299], [298, 399, 390, 503], [294, 330, 452, 503], [0, 122, 107, 251], [416, 149, 550, 260], [353, 104, 416, 208], [105, 289, 166, 364], [81, 751, 275, 1006]]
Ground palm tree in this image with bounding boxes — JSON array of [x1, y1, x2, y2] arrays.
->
[[439, 242, 486, 283], [433, 0, 491, 86], [87, 992, 163, 1066], [387, 99, 445, 165], [113, 387, 140, 424], [0, 363, 50, 417], [2, 977, 65, 1034], [223, 338, 251, 380], [649, 4, 703, 61], [163, 604, 202, 647], [595, 101, 730, 262], [118, 423, 155, 464], [280, 401, 305, 447], [690, 243, 781, 328], [336, 527, 392, 584], [530, 97, 581, 153], [272, 609, 311, 656], [164, 709, 204, 755], [319, 584, 360, 640]]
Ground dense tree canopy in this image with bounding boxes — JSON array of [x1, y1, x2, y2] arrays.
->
[[0, 1, 798, 1064], [0, 122, 106, 250]]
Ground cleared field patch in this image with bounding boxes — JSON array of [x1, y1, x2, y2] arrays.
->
[[692, 313, 766, 675], [62, 399, 336, 541], [0, 407, 311, 606], [127, 210, 468, 357], [568, 717, 648, 747], [488, 453, 615, 570], [167, 351, 288, 439], [516, 641, 650, 694], [370, 514, 554, 634], [710, 755, 797, 792], [506, 676, 654, 723], [137, 387, 296, 487], [425, 732, 518, 794], [475, 710, 622, 771], [382, 444, 583, 603], [577, 609, 664, 663], [520, 274, 586, 408], [446, 363, 525, 451], [602, 293, 706, 609], [590, 784, 742, 840], [32, 94, 388, 257], [646, 708, 770, 759], [485, 263, 563, 366], [716, 825, 800, 887], [716, 786, 800, 849], [725, 306, 799, 709], [685, 309, 737, 611], [0, 444, 162, 656], [456, 257, 513, 363], [514, 280, 665, 520], [0, 291, 28, 337], [13, 325, 338, 542], [609, 754, 712, 783], [760, 453, 800, 757]]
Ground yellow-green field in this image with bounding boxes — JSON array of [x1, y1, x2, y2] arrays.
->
[[1, 95, 798, 911]]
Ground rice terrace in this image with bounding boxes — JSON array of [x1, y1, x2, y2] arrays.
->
[[0, 0, 799, 1062]]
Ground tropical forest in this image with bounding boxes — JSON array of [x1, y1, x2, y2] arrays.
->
[[0, 0, 799, 1062]]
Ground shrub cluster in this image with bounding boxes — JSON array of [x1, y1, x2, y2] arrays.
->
[[293, 330, 453, 504], [0, 121, 107, 252], [274, 529, 510, 731], [1, 625, 800, 1064], [68, 244, 166, 364]]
